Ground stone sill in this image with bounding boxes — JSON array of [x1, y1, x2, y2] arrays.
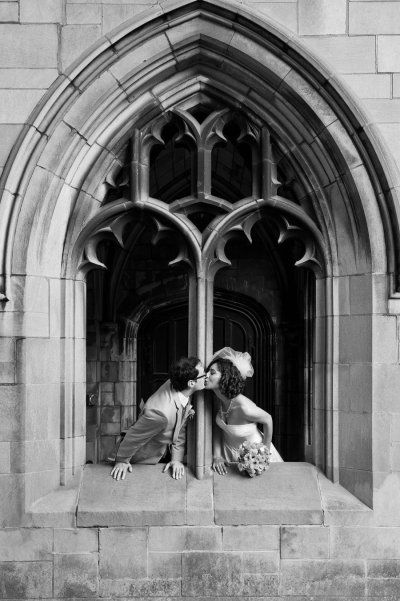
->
[[27, 462, 372, 528]]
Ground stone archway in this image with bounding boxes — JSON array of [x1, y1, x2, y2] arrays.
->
[[1, 0, 399, 516]]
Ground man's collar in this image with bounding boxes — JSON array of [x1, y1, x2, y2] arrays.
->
[[177, 390, 189, 408]]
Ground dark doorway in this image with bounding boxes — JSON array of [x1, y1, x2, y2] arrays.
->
[[137, 292, 273, 416], [137, 302, 188, 405]]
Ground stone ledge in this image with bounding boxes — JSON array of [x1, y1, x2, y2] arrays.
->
[[214, 462, 323, 525], [24, 462, 372, 528]]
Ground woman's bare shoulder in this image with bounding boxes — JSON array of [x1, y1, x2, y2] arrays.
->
[[234, 395, 257, 410], [235, 396, 271, 418]]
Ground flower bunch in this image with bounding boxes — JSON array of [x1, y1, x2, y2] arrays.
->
[[237, 441, 271, 477]]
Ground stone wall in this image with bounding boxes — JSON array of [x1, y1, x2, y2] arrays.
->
[[1, 522, 400, 599], [1, 0, 400, 173], [1, 1, 400, 599]]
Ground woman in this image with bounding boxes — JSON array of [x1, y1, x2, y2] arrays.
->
[[205, 347, 283, 475]]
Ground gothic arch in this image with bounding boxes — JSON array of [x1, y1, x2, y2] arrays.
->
[[1, 0, 399, 507]]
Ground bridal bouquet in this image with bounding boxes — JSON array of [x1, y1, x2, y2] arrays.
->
[[237, 441, 271, 477]]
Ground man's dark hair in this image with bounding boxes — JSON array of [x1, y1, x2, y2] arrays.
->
[[206, 358, 245, 399], [169, 356, 201, 391]]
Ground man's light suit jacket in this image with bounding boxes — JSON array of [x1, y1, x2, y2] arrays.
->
[[116, 380, 192, 464]]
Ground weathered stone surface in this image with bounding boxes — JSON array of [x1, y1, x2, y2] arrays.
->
[[99, 527, 146, 579], [0, 24, 58, 68], [148, 552, 182, 578], [342, 73, 391, 99], [222, 525, 280, 550], [373, 363, 400, 412], [372, 315, 398, 363], [339, 411, 372, 472], [10, 439, 60, 474], [0, 384, 24, 442], [242, 550, 280, 572], [214, 463, 323, 525], [186, 471, 214, 525], [229, 31, 291, 81], [249, 3, 297, 32], [54, 528, 98, 554], [149, 526, 222, 552], [279, 559, 366, 596], [77, 464, 187, 526], [54, 553, 99, 597], [331, 526, 400, 559], [0, 68, 58, 89], [367, 577, 400, 596], [61, 25, 102, 70], [367, 558, 400, 577], [182, 551, 243, 596], [109, 34, 170, 82], [0, 89, 46, 124], [0, 528, 53, 560], [0, 561, 52, 598], [373, 412, 392, 473], [20, 0, 62, 22], [100, 361, 118, 382], [0, 361, 14, 384], [302, 36, 376, 73], [28, 473, 80, 528], [391, 443, 400, 471], [350, 1, 400, 33], [102, 4, 145, 33], [63, 71, 118, 130], [67, 4, 102, 24], [0, 442, 10, 473], [24, 468, 60, 509], [299, 0, 346, 35], [339, 315, 372, 363], [0, 124, 22, 166], [0, 2, 18, 22], [114, 382, 134, 406], [339, 467, 373, 508], [281, 526, 330, 559], [17, 338, 60, 384], [99, 577, 181, 597], [364, 99, 400, 123]]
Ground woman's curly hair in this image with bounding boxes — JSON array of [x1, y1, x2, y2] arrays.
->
[[207, 358, 245, 399]]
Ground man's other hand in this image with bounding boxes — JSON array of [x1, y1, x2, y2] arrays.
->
[[111, 462, 132, 480], [163, 461, 185, 479]]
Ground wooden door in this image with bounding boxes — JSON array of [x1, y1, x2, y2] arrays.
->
[[137, 294, 272, 414]]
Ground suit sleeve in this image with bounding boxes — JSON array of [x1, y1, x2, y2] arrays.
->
[[116, 408, 167, 463], [170, 418, 188, 462]]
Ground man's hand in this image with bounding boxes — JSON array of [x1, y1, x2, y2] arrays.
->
[[111, 462, 132, 481], [163, 460, 185, 479]]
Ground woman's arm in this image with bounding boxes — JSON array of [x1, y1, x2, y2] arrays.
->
[[240, 400, 273, 448]]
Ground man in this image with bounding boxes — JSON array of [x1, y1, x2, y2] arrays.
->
[[111, 356, 205, 481]]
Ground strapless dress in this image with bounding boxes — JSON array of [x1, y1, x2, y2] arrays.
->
[[216, 412, 283, 463]]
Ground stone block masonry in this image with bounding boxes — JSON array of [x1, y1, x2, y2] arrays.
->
[[0, 0, 400, 182], [0, 1, 400, 600], [0, 522, 399, 598]]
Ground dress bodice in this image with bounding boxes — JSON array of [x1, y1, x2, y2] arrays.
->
[[216, 412, 262, 441], [215, 411, 283, 463]]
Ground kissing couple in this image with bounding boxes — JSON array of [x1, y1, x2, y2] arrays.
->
[[111, 347, 282, 481]]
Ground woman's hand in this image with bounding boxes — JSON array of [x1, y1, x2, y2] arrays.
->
[[212, 456, 228, 476]]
